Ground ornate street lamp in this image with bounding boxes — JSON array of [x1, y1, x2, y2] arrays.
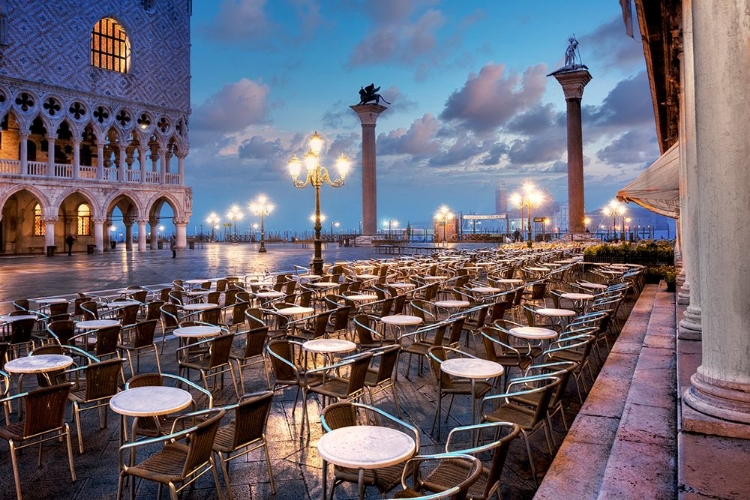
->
[[288, 131, 350, 275], [206, 212, 220, 241], [249, 195, 274, 253], [603, 200, 626, 240], [434, 206, 454, 247], [226, 205, 242, 242], [510, 182, 544, 246]]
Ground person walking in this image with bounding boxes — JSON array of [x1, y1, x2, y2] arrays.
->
[[169, 235, 176, 258], [65, 234, 75, 256]]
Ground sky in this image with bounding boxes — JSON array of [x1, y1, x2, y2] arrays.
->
[[184, 0, 658, 236]]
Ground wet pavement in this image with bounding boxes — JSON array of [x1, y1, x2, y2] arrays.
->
[[0, 243, 633, 500]]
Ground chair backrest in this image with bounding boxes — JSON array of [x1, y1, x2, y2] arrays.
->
[[80, 300, 99, 320], [84, 358, 123, 401], [169, 290, 184, 306], [94, 325, 121, 356], [266, 339, 299, 383], [343, 352, 373, 396], [215, 279, 228, 292], [200, 307, 222, 326], [353, 314, 378, 345], [47, 319, 77, 345], [117, 304, 140, 326], [509, 376, 562, 426], [446, 316, 466, 346], [297, 291, 312, 308], [13, 299, 31, 312], [320, 401, 358, 430], [126, 372, 164, 388], [160, 303, 180, 331], [229, 302, 250, 325], [371, 345, 400, 385], [311, 310, 333, 340], [245, 308, 266, 329], [206, 291, 221, 305], [158, 288, 172, 302], [73, 296, 92, 317], [146, 300, 165, 321], [401, 454, 483, 500], [49, 301, 70, 316], [240, 326, 269, 358], [207, 334, 234, 368], [392, 294, 407, 315], [224, 289, 238, 307], [230, 391, 274, 449], [10, 318, 36, 344], [133, 320, 158, 348], [22, 383, 72, 437], [182, 408, 226, 476]]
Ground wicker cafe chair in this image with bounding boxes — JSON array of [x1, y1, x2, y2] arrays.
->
[[393, 453, 483, 500], [214, 391, 275, 499], [117, 319, 162, 376], [177, 333, 241, 399], [115, 408, 226, 500], [67, 357, 125, 453], [321, 402, 421, 498], [230, 326, 271, 392], [364, 344, 403, 417], [411, 422, 522, 500], [0, 383, 76, 500]]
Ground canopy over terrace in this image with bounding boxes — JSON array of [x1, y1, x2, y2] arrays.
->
[[616, 142, 679, 219]]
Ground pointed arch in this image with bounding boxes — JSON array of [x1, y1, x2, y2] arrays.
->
[[147, 191, 185, 222]]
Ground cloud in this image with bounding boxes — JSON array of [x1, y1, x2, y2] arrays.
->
[[580, 17, 645, 72], [191, 79, 272, 135], [440, 63, 548, 134], [198, 0, 278, 46], [377, 113, 442, 157], [237, 136, 284, 160], [596, 129, 658, 165], [321, 101, 361, 129], [427, 134, 484, 167], [506, 103, 560, 136], [585, 71, 654, 129]]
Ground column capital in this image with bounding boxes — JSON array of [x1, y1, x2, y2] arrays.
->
[[136, 218, 149, 225], [550, 68, 593, 100], [46, 134, 58, 141], [350, 104, 387, 125], [19, 130, 29, 138], [41, 216, 58, 224], [173, 220, 189, 226], [93, 217, 108, 224]]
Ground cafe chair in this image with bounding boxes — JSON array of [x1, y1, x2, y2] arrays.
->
[[364, 345, 402, 416], [230, 326, 271, 391], [0, 383, 76, 500], [401, 422, 521, 500], [392, 453, 482, 500], [214, 391, 275, 499], [8, 318, 38, 359], [159, 303, 182, 354], [321, 401, 420, 498], [512, 361, 578, 435], [117, 319, 162, 376], [266, 339, 310, 422], [177, 333, 240, 399], [125, 372, 213, 440], [115, 408, 226, 500], [67, 357, 125, 453], [480, 375, 562, 487], [1, 369, 11, 423], [399, 320, 451, 379]]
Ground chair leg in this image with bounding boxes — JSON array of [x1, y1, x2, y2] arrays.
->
[[521, 430, 539, 487], [116, 472, 125, 500], [74, 403, 84, 454], [228, 364, 241, 399], [210, 455, 225, 500], [10, 442, 22, 500], [65, 424, 76, 482], [152, 344, 162, 374], [264, 440, 276, 494]]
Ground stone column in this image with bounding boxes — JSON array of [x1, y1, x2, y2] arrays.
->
[[72, 138, 81, 179], [124, 217, 133, 252], [678, 1, 702, 339], [42, 216, 57, 253], [19, 131, 28, 175], [118, 145, 127, 182], [684, 0, 750, 424], [137, 219, 147, 252], [350, 104, 387, 236], [550, 69, 592, 235], [159, 148, 167, 184], [174, 220, 187, 250], [149, 220, 158, 250], [177, 152, 186, 185], [139, 147, 147, 183], [93, 217, 105, 252], [96, 141, 105, 180], [46, 135, 56, 178]]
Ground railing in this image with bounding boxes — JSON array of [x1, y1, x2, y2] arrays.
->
[[27, 161, 47, 176], [0, 159, 20, 174], [0, 159, 183, 186]]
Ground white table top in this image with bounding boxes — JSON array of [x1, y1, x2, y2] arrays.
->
[[495, 279, 524, 284], [423, 275, 448, 281], [311, 282, 339, 288], [387, 283, 415, 289], [276, 306, 315, 317], [318, 426, 415, 469], [303, 338, 357, 354], [0, 314, 38, 322], [469, 287, 502, 294], [526, 267, 550, 272], [110, 386, 193, 417], [111, 300, 142, 308], [355, 274, 379, 279], [185, 279, 209, 284], [249, 280, 275, 287], [181, 303, 219, 311], [440, 358, 504, 379], [345, 294, 378, 302], [76, 319, 120, 329], [534, 308, 577, 317], [255, 291, 286, 298], [434, 300, 471, 308], [380, 315, 423, 326], [600, 269, 624, 275], [35, 297, 68, 305], [561, 293, 595, 301], [173, 325, 221, 338], [578, 282, 607, 290], [186, 290, 210, 296], [509, 326, 558, 340], [5, 354, 74, 374]]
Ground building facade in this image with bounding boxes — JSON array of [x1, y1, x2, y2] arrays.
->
[[0, 0, 192, 254]]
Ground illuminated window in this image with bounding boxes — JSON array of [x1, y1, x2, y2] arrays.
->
[[33, 203, 45, 236], [77, 204, 91, 236], [91, 18, 131, 73]]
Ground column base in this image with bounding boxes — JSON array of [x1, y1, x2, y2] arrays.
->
[[685, 370, 750, 425], [677, 281, 690, 305], [679, 306, 702, 340]]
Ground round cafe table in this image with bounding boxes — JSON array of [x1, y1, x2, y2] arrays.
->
[[345, 294, 378, 303], [180, 303, 218, 312], [577, 281, 607, 291], [561, 293, 595, 311], [533, 308, 576, 328], [318, 426, 416, 500], [0, 314, 38, 323], [379, 314, 423, 339], [35, 297, 68, 305], [5, 354, 75, 408], [509, 326, 558, 340], [76, 319, 120, 329], [275, 306, 315, 318], [172, 325, 221, 339], [440, 357, 504, 434], [434, 300, 471, 309], [469, 286, 502, 294], [110, 386, 193, 446], [303, 338, 357, 355]]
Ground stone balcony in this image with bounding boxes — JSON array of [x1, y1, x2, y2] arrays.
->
[[0, 158, 181, 185]]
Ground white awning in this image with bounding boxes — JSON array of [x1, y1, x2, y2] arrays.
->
[[617, 141, 679, 219]]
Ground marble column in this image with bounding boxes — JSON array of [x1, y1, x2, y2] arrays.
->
[[19, 131, 28, 175], [149, 220, 158, 250], [678, 0, 702, 339], [177, 153, 186, 186], [124, 218, 133, 252], [72, 139, 81, 179], [93, 217, 105, 252], [118, 145, 127, 182], [137, 219, 147, 252], [46, 135, 56, 178], [96, 141, 105, 180], [42, 216, 57, 253], [159, 148, 167, 184], [174, 221, 187, 250], [350, 104, 387, 236], [139, 147, 147, 184], [550, 69, 592, 235], [684, 0, 750, 424]]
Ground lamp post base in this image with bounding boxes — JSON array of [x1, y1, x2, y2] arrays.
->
[[258, 243, 267, 253], [311, 256, 324, 276]]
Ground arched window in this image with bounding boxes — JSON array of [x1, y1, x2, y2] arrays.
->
[[77, 204, 91, 236], [33, 203, 45, 236], [91, 18, 131, 73]]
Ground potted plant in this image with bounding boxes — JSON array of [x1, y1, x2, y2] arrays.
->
[[662, 265, 677, 292]]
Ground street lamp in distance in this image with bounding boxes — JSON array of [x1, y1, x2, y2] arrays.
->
[[206, 212, 220, 241], [249, 195, 274, 253], [434, 206, 454, 247], [226, 205, 243, 242]]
